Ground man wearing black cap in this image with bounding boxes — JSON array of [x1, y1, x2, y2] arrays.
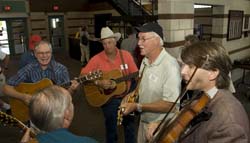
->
[[120, 22, 181, 142]]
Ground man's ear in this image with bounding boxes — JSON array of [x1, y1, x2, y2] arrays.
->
[[34, 52, 38, 59], [63, 108, 71, 128], [208, 69, 219, 81]]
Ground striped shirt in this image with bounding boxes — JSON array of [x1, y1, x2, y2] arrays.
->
[[7, 60, 70, 86]]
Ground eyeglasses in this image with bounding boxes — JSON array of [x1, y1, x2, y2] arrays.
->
[[36, 51, 51, 56], [138, 36, 155, 43]]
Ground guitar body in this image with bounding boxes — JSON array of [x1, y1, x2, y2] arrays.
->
[[9, 71, 102, 122], [84, 70, 127, 107], [10, 78, 53, 122]]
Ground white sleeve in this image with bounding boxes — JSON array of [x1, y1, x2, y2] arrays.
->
[[0, 50, 6, 60]]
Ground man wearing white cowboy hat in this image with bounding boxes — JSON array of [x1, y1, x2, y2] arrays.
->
[[80, 27, 138, 143]]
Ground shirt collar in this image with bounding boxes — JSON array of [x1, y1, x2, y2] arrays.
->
[[34, 60, 54, 70], [102, 48, 119, 61], [144, 48, 165, 66], [206, 86, 218, 99]]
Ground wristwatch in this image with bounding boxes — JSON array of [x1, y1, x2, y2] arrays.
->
[[137, 103, 142, 113]]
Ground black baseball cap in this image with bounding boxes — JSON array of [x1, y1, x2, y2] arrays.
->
[[136, 22, 164, 39]]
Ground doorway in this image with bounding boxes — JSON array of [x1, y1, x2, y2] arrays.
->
[[0, 18, 28, 55], [48, 15, 65, 51], [194, 4, 213, 41], [0, 21, 9, 54]]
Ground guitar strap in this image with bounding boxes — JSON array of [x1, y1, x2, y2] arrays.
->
[[119, 50, 129, 91], [135, 63, 146, 101], [119, 50, 129, 75]]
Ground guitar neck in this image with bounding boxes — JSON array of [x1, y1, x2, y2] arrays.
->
[[60, 76, 89, 89], [0, 111, 36, 137], [114, 71, 138, 83], [61, 71, 102, 88]]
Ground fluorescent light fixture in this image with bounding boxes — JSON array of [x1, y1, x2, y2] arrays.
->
[[194, 4, 212, 9]]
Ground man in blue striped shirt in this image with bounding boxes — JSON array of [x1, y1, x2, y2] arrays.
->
[[3, 40, 79, 105]]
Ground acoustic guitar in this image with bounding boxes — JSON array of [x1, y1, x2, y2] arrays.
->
[[83, 69, 138, 107], [0, 111, 40, 143], [10, 71, 102, 122], [0, 110, 36, 136]]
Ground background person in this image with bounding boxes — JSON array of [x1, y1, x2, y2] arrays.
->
[[120, 27, 141, 67], [0, 46, 10, 113], [184, 34, 199, 47], [19, 34, 42, 68], [79, 25, 99, 66], [79, 25, 89, 66]]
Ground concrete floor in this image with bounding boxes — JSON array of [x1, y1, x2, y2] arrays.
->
[[0, 51, 249, 143]]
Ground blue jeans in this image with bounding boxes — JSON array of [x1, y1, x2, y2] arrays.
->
[[102, 98, 136, 143]]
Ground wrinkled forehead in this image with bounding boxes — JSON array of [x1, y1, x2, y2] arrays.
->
[[137, 32, 153, 37], [35, 43, 51, 52], [101, 37, 116, 44]]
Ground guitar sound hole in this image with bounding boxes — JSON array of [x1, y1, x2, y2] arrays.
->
[[103, 87, 117, 95]]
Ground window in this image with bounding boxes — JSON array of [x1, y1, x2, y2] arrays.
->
[[227, 10, 244, 41]]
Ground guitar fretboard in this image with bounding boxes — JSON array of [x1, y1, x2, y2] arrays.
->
[[61, 70, 102, 88], [0, 111, 36, 137], [114, 71, 139, 83]]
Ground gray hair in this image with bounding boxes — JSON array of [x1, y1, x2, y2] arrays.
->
[[101, 37, 117, 45], [185, 35, 199, 44], [34, 40, 53, 52], [29, 85, 71, 131], [152, 32, 164, 46]]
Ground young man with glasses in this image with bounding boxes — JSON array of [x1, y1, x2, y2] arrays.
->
[[120, 22, 181, 142]]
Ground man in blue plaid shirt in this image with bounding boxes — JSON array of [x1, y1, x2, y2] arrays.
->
[[3, 40, 79, 105]]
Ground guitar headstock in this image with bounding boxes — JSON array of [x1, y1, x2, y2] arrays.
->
[[117, 107, 125, 126], [0, 111, 37, 137], [0, 111, 19, 126], [0, 111, 26, 131], [78, 70, 103, 84]]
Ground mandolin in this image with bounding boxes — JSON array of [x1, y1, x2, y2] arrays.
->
[[117, 66, 145, 125], [117, 90, 138, 125]]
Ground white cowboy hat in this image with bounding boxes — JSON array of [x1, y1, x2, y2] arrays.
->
[[100, 27, 121, 41]]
